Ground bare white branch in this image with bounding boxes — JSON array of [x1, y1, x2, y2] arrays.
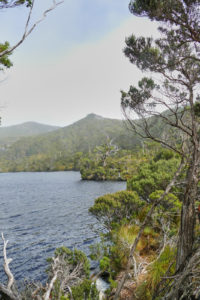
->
[[66, 285, 73, 300], [0, 283, 19, 300], [43, 257, 60, 300], [1, 232, 14, 291], [43, 271, 59, 300]]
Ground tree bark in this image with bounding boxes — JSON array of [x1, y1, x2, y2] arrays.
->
[[177, 87, 200, 270], [176, 158, 199, 270]]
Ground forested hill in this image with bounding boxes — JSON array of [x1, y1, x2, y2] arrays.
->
[[0, 113, 177, 172], [0, 121, 60, 145], [0, 114, 141, 158]]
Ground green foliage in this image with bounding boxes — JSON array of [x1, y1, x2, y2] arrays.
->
[[0, 41, 12, 70], [46, 247, 97, 300], [130, 0, 198, 28], [88, 150, 181, 278], [153, 148, 175, 161], [127, 155, 180, 200], [194, 100, 200, 118], [89, 190, 145, 230], [0, 0, 32, 7], [0, 151, 84, 173], [136, 245, 176, 300], [54, 246, 90, 278], [108, 223, 160, 273], [99, 256, 111, 272], [150, 190, 181, 212], [80, 146, 141, 181], [121, 76, 159, 109], [0, 116, 175, 174], [149, 190, 181, 239], [89, 238, 108, 261], [71, 279, 99, 300]]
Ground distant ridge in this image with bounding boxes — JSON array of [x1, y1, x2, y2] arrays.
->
[[0, 114, 141, 161], [0, 112, 174, 172], [0, 121, 60, 145]]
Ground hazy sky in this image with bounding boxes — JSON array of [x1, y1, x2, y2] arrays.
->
[[0, 0, 158, 127]]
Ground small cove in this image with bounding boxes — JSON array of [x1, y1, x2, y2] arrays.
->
[[0, 171, 126, 282]]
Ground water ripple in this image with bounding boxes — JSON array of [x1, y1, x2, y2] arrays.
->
[[0, 171, 125, 283]]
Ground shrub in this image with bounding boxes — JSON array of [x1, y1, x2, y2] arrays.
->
[[89, 190, 145, 230], [71, 279, 99, 300]]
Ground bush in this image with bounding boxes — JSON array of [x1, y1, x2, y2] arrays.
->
[[136, 245, 176, 300], [71, 279, 99, 300], [54, 246, 90, 277], [89, 190, 145, 230], [127, 157, 180, 200]]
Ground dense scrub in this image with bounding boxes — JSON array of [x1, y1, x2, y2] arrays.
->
[[89, 147, 200, 299]]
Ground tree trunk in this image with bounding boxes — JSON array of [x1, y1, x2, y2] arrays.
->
[[176, 152, 199, 270]]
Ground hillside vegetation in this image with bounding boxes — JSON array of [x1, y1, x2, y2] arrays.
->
[[0, 114, 143, 172], [0, 113, 180, 173], [0, 121, 59, 146]]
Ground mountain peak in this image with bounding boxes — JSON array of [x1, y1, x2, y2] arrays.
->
[[86, 113, 103, 120]]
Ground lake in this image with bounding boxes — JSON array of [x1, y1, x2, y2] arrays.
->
[[0, 171, 125, 283]]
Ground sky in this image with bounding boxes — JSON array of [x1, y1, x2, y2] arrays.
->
[[0, 0, 158, 127]]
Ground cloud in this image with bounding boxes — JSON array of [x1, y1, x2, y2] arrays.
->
[[0, 16, 158, 126]]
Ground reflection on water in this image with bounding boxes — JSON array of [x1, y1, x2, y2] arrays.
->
[[0, 171, 125, 282]]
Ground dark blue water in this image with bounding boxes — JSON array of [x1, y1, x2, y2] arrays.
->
[[0, 171, 125, 283]]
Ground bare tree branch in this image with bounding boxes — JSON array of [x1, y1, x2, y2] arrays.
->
[[0, 283, 19, 300], [66, 286, 74, 300], [1, 232, 14, 291], [0, 0, 64, 58], [161, 245, 200, 300], [0, 233, 21, 300]]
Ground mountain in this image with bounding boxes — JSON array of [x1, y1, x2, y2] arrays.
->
[[0, 112, 177, 172], [0, 122, 60, 145], [0, 114, 141, 163]]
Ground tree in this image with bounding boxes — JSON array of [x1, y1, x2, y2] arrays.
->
[[89, 190, 145, 231], [122, 0, 200, 269], [114, 1, 200, 299], [94, 138, 118, 167], [127, 151, 180, 200]]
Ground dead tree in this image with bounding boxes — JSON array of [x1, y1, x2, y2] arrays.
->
[[0, 233, 20, 300], [0, 235, 91, 300]]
